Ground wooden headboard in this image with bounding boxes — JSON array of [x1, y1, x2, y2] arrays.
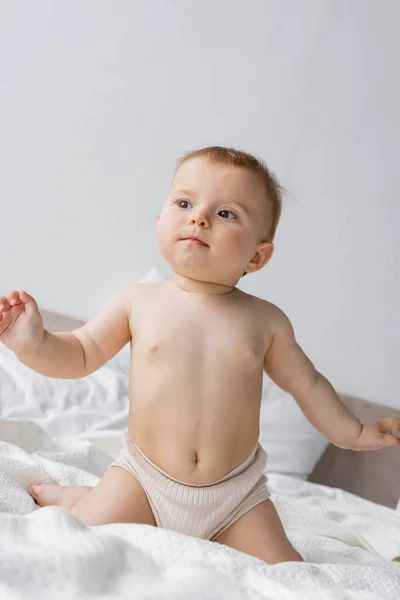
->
[[41, 307, 400, 510]]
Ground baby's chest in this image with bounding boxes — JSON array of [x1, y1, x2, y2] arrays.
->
[[132, 309, 265, 368]]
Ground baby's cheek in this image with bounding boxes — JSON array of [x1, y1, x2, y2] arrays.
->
[[156, 226, 167, 251], [221, 235, 246, 256], [156, 228, 175, 259], [158, 212, 176, 233]]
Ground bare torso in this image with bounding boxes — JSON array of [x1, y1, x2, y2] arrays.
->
[[127, 280, 274, 485]]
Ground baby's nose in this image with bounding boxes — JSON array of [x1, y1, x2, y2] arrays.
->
[[190, 218, 206, 226], [189, 212, 209, 226]]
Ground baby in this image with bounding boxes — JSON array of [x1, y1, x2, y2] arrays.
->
[[1, 146, 400, 566]]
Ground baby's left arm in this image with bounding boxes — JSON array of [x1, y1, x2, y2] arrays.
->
[[263, 307, 400, 451]]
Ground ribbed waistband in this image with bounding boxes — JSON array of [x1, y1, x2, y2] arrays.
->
[[122, 429, 261, 488]]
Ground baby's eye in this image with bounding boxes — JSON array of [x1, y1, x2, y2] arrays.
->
[[219, 210, 237, 220], [176, 200, 191, 209]]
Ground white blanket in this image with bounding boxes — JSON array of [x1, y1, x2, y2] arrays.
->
[[1, 418, 400, 600]]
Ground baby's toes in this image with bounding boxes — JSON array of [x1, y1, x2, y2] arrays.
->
[[30, 483, 61, 507], [29, 483, 93, 510]]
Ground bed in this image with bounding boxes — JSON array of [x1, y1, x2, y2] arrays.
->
[[0, 306, 399, 599]]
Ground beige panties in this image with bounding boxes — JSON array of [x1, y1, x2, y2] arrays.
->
[[110, 429, 271, 541]]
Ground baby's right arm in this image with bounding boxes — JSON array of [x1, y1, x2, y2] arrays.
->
[[1, 285, 135, 379]]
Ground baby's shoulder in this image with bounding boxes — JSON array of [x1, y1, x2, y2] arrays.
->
[[131, 281, 164, 290], [113, 281, 163, 308], [129, 281, 164, 300], [240, 291, 292, 331], [123, 281, 164, 325]]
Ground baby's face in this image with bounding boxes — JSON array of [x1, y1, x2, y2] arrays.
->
[[157, 157, 272, 284]]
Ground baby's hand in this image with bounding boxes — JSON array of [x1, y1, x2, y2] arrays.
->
[[0, 290, 45, 356], [353, 418, 400, 451]]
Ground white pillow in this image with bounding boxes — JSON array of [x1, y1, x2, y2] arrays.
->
[[260, 375, 329, 480], [0, 337, 130, 438]]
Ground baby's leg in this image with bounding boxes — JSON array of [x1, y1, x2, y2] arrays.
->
[[30, 483, 93, 510], [213, 498, 304, 564], [30, 466, 157, 527]]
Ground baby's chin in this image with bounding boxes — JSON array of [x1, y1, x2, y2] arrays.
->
[[171, 264, 216, 281], [170, 261, 241, 288], [158, 239, 241, 279]]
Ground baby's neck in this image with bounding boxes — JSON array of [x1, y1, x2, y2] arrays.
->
[[172, 274, 236, 296]]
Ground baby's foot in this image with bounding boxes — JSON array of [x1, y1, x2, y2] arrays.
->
[[29, 483, 93, 510]]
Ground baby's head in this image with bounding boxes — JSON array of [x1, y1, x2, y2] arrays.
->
[[157, 146, 283, 287]]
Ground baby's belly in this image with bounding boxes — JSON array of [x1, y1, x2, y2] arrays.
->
[[126, 374, 262, 485], [127, 415, 260, 485]]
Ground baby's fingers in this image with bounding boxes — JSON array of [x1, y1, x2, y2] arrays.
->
[[384, 432, 400, 447], [0, 296, 11, 312], [8, 290, 23, 306], [0, 290, 29, 314], [0, 290, 24, 311], [380, 417, 400, 433], [0, 291, 25, 314]]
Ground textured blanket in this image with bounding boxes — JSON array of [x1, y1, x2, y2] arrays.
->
[[1, 418, 400, 599]]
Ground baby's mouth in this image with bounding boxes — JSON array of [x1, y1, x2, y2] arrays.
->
[[181, 237, 209, 247]]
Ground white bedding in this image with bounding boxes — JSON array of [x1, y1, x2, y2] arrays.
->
[[1, 418, 400, 599]]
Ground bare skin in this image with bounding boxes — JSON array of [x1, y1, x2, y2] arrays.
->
[[7, 156, 392, 562], [31, 280, 272, 487], [29, 281, 303, 563]]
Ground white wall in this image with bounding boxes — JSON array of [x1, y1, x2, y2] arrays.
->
[[1, 1, 399, 407]]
